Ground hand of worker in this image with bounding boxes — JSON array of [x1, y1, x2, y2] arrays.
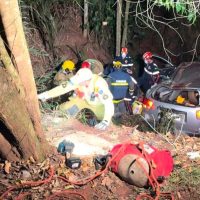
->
[[95, 120, 109, 131], [38, 92, 49, 102]]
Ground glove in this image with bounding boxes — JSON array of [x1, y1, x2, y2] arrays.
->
[[95, 120, 109, 131], [38, 92, 49, 102]]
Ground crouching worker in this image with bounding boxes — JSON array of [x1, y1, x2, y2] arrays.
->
[[38, 68, 114, 130]]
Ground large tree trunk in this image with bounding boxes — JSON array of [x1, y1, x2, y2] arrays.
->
[[0, 0, 43, 137], [83, 0, 89, 38], [121, 1, 130, 47], [0, 68, 44, 161], [116, 0, 122, 56], [0, 36, 25, 98]]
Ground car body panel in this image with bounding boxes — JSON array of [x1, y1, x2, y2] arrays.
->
[[143, 62, 200, 136]]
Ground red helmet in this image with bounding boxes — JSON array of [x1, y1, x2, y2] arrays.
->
[[121, 47, 128, 53], [143, 52, 153, 60], [81, 61, 91, 69]]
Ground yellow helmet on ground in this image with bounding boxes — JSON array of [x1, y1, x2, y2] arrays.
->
[[62, 60, 75, 71], [113, 61, 122, 68]]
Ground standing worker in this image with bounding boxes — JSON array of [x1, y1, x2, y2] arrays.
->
[[106, 61, 138, 118], [114, 47, 134, 75], [38, 68, 114, 130], [54, 60, 76, 86], [104, 47, 134, 76], [139, 52, 160, 93]]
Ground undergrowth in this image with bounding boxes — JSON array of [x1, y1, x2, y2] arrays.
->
[[168, 164, 200, 187]]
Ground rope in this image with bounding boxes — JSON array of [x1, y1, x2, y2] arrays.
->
[[136, 142, 174, 200], [57, 142, 128, 185], [0, 143, 128, 199], [14, 192, 31, 200], [46, 190, 87, 200], [0, 142, 174, 200], [0, 166, 54, 199]]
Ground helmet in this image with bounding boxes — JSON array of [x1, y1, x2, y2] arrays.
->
[[113, 61, 122, 68], [62, 60, 75, 71], [121, 47, 128, 53], [143, 52, 153, 60], [81, 61, 91, 69], [70, 68, 93, 85]]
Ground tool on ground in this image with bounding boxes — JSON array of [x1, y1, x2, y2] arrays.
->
[[57, 140, 75, 155], [93, 155, 110, 170], [109, 142, 173, 188], [66, 157, 82, 169], [57, 140, 82, 169]]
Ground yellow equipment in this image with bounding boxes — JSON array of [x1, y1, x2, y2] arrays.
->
[[62, 60, 75, 71], [176, 95, 185, 104], [132, 101, 143, 114], [113, 61, 122, 68]]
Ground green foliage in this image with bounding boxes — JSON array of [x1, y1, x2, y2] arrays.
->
[[156, 109, 175, 135], [77, 109, 97, 126], [154, 0, 197, 24], [20, 0, 67, 57], [35, 70, 56, 93], [88, 1, 116, 42]]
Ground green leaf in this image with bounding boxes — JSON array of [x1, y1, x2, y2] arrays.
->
[[175, 2, 182, 13], [187, 12, 196, 23], [180, 3, 186, 14], [165, 3, 170, 10]]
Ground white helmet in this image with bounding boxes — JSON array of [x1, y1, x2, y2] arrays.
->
[[70, 68, 93, 85]]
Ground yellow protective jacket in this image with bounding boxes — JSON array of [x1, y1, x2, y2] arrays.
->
[[41, 74, 114, 123]]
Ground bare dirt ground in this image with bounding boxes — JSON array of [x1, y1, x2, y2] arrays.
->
[[1, 112, 200, 200]]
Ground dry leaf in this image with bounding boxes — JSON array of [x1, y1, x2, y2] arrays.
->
[[64, 185, 75, 190], [68, 173, 77, 182], [101, 176, 113, 187], [4, 161, 11, 174], [92, 181, 98, 188], [29, 156, 35, 163], [177, 191, 182, 199]]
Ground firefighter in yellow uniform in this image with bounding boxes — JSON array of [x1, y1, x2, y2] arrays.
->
[[53, 60, 75, 86], [38, 68, 114, 130]]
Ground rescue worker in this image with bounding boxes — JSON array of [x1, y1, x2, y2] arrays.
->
[[38, 68, 114, 130], [104, 47, 134, 76], [54, 60, 75, 86], [114, 47, 134, 75], [139, 51, 160, 93], [54, 59, 104, 86], [82, 59, 104, 75], [106, 61, 138, 117]]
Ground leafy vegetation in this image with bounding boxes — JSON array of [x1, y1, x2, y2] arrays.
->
[[88, 1, 116, 45], [154, 0, 198, 23]]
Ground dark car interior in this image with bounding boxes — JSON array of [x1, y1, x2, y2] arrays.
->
[[152, 86, 199, 107]]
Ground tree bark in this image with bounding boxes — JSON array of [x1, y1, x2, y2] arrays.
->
[[121, 1, 130, 47], [83, 0, 89, 38], [0, 36, 25, 98], [116, 0, 122, 56], [0, 0, 43, 137], [0, 68, 44, 161]]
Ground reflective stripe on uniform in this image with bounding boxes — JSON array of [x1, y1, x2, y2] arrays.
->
[[113, 99, 123, 104], [131, 76, 137, 84], [111, 82, 129, 86], [122, 63, 133, 67], [144, 67, 159, 75]]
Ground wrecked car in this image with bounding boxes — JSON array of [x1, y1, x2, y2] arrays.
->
[[152, 54, 176, 82], [142, 62, 200, 136]]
